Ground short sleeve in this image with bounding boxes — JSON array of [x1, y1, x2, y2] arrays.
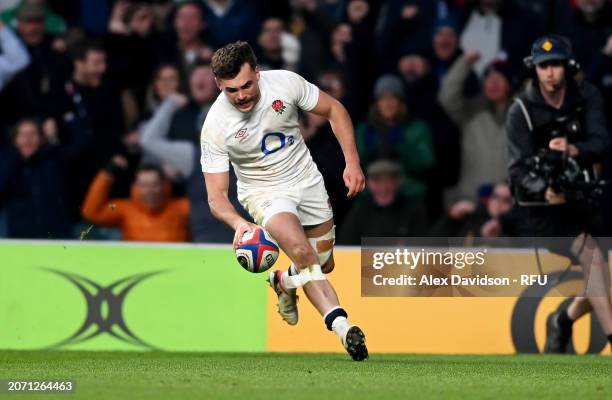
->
[[200, 115, 229, 173], [284, 71, 320, 111]]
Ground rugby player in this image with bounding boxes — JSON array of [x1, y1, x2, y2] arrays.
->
[[200, 41, 368, 361]]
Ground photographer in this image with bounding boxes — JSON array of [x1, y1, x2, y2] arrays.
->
[[507, 35, 612, 353]]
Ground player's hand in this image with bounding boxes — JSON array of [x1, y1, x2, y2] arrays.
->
[[545, 187, 566, 205], [233, 221, 259, 249], [343, 162, 365, 198]]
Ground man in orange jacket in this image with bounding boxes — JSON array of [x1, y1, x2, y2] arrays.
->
[[82, 156, 190, 242]]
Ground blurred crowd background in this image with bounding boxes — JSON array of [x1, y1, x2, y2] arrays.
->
[[0, 0, 611, 244]]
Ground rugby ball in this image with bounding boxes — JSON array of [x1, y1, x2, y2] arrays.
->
[[235, 228, 280, 273]]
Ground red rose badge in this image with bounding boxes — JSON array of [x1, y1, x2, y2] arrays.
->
[[271, 99, 286, 115]]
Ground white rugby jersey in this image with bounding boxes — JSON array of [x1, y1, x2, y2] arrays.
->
[[200, 70, 322, 190]]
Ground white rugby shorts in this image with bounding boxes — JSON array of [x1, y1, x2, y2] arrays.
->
[[238, 174, 333, 228]]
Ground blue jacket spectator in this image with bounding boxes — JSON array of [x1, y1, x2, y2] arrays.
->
[[201, 0, 261, 48], [0, 116, 89, 238]]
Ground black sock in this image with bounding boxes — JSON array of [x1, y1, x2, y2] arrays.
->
[[324, 307, 347, 331], [607, 334, 612, 347]]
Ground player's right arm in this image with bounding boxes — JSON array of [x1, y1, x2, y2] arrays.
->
[[200, 115, 256, 247], [203, 171, 257, 248]]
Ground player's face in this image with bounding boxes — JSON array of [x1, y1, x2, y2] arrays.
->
[[535, 61, 566, 93], [14, 121, 42, 159], [136, 170, 164, 210], [216, 63, 261, 113]]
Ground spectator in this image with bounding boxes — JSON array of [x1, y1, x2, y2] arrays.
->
[[161, 1, 213, 79], [327, 0, 379, 118], [429, 181, 515, 237], [143, 63, 182, 120], [376, 0, 467, 72], [460, 0, 541, 76], [57, 39, 129, 222], [558, 0, 612, 67], [397, 18, 471, 219], [201, 0, 261, 49], [0, 21, 29, 92], [438, 53, 512, 207], [356, 74, 435, 201], [140, 63, 240, 243], [142, 61, 217, 148], [1, 0, 66, 34], [0, 2, 68, 124], [291, 0, 336, 81], [81, 157, 190, 242], [257, 17, 300, 71], [338, 160, 429, 244], [0, 116, 88, 238], [106, 1, 167, 114]]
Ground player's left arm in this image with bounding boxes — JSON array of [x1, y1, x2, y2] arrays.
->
[[309, 90, 365, 198]]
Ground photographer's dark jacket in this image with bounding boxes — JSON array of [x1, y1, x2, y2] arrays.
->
[[506, 79, 610, 202]]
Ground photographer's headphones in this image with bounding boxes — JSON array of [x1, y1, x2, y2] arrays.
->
[[523, 34, 580, 73]]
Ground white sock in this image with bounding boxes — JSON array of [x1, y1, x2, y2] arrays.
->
[[288, 264, 298, 276], [332, 316, 351, 341]]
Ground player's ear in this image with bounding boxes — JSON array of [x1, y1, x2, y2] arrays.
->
[[254, 65, 260, 81], [214, 77, 222, 91]]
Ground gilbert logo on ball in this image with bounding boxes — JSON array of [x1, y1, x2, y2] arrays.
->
[[235, 228, 279, 273]]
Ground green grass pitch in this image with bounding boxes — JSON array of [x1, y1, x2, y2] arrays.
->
[[1, 351, 610, 399]]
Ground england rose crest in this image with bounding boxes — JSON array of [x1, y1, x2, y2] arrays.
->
[[271, 99, 286, 115]]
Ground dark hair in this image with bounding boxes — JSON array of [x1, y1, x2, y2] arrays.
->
[[137, 163, 165, 181], [11, 117, 43, 142], [70, 39, 105, 62], [153, 62, 181, 81], [211, 41, 258, 79], [189, 58, 212, 76]]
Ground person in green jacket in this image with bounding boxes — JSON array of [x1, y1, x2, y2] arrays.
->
[[1, 1, 66, 35], [338, 160, 429, 245], [356, 74, 435, 201]]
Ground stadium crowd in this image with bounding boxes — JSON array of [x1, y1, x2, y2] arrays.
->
[[0, 0, 610, 243]]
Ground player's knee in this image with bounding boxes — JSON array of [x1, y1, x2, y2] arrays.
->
[[292, 243, 318, 267], [321, 256, 335, 274], [308, 225, 336, 268]]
